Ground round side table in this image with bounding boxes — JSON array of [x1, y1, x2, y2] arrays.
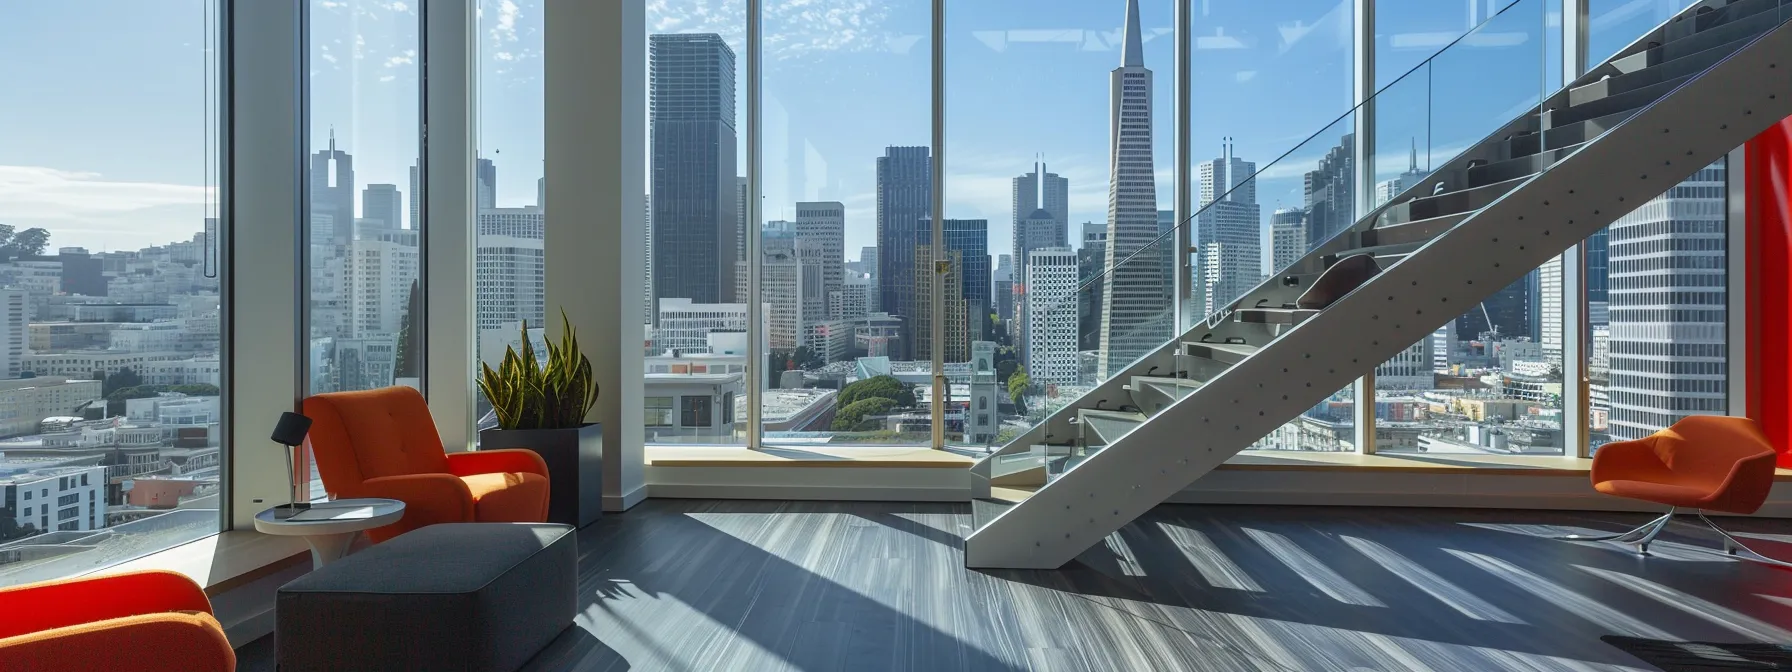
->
[[253, 498, 405, 569]]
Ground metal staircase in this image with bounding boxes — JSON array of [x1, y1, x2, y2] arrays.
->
[[967, 0, 1792, 569]]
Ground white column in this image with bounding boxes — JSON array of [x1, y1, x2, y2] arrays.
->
[[1564, 0, 1591, 458], [929, 0, 946, 450], [545, 0, 647, 510], [228, 0, 304, 529], [423, 0, 477, 451], [1174, 0, 1192, 331], [1352, 0, 1377, 454], [746, 0, 764, 448]]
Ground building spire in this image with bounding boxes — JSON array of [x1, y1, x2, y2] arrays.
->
[[1121, 0, 1145, 68]]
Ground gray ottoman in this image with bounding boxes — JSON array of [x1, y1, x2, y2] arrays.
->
[[277, 522, 577, 672]]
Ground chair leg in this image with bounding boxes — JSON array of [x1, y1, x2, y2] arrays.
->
[[1560, 509, 1675, 547], [1694, 513, 1792, 569]]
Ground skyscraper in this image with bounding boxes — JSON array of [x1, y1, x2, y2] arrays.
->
[[860, 245, 881, 313], [913, 245, 968, 363], [649, 33, 740, 309], [1013, 209, 1067, 285], [362, 184, 402, 231], [762, 223, 819, 352], [1028, 247, 1080, 386], [1271, 208, 1307, 273], [1097, 0, 1164, 379], [310, 129, 355, 246], [1539, 255, 1564, 360], [794, 201, 845, 319], [993, 253, 1014, 327], [476, 157, 497, 210], [943, 219, 991, 344], [1013, 161, 1068, 281], [1373, 139, 1428, 208], [475, 207, 546, 334], [1455, 273, 1533, 340], [1078, 222, 1107, 352], [346, 227, 419, 338], [1195, 140, 1260, 317], [877, 146, 931, 358], [1303, 134, 1354, 252], [1606, 162, 1728, 440]]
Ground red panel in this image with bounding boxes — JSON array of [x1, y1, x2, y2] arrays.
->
[[1747, 116, 1792, 466]]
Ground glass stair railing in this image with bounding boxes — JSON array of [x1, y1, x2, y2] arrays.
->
[[967, 0, 1792, 569]]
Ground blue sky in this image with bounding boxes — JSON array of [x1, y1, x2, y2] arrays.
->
[[0, 0, 1688, 256]]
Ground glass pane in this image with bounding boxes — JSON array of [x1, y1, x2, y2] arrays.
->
[[0, 0, 223, 586], [944, 0, 1171, 449], [645, 1, 748, 446], [1590, 160, 1728, 450], [1189, 1, 1353, 452], [306, 0, 422, 397], [1376, 0, 1502, 89], [758, 1, 929, 447], [1372, 0, 1561, 456], [1588, 0, 1702, 65], [474, 0, 546, 437]]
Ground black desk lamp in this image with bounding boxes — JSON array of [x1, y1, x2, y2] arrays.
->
[[271, 411, 313, 519]]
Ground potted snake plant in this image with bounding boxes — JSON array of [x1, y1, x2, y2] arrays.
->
[[477, 311, 604, 526]]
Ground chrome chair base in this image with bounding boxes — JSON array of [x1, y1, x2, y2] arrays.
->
[[1559, 508, 1676, 554], [1561, 507, 1792, 565]]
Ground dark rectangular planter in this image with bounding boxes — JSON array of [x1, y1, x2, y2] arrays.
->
[[479, 423, 603, 528]]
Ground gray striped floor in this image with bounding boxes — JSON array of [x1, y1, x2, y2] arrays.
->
[[242, 501, 1792, 671]]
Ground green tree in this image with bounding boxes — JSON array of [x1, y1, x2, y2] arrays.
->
[[830, 397, 896, 431], [1007, 366, 1031, 407], [395, 279, 423, 379], [838, 375, 915, 409], [0, 224, 50, 261], [169, 384, 220, 396], [102, 367, 142, 397]]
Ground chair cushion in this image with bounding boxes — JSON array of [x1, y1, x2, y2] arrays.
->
[[461, 471, 549, 523], [277, 523, 576, 672], [1595, 479, 1715, 509]]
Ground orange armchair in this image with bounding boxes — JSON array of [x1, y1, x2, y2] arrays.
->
[[1568, 416, 1784, 564], [0, 570, 234, 671], [304, 386, 550, 543]]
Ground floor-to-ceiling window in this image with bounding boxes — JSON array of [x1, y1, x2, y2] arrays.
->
[[1371, 0, 1566, 456], [0, 0, 224, 586], [760, 0, 931, 447], [643, 0, 750, 446], [305, 0, 424, 398], [473, 0, 547, 436], [619, 0, 1747, 458], [1584, 0, 1728, 452], [943, 0, 1173, 449], [1183, 0, 1357, 451]]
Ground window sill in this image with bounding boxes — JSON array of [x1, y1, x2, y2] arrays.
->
[[646, 445, 976, 468], [86, 530, 311, 596]]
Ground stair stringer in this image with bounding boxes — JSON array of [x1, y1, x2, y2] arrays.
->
[[964, 19, 1792, 569]]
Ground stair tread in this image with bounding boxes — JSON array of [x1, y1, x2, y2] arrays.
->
[[1571, 32, 1761, 105], [1234, 307, 1321, 324], [1365, 211, 1472, 247]]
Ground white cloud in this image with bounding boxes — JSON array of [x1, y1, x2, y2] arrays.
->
[[384, 49, 415, 68], [0, 166, 212, 220], [492, 0, 520, 43], [647, 0, 913, 60]]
